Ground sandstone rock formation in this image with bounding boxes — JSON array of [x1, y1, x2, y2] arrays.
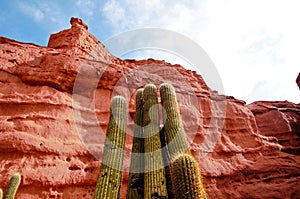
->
[[248, 101, 300, 155], [0, 18, 299, 198]]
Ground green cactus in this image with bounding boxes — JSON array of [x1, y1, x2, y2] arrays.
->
[[0, 188, 3, 199], [159, 83, 190, 156], [143, 84, 168, 199], [160, 83, 191, 197], [159, 125, 173, 199], [3, 173, 21, 199], [171, 154, 207, 199], [127, 89, 145, 199], [95, 83, 207, 199], [93, 96, 128, 199]]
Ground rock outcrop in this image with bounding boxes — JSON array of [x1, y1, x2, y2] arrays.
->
[[248, 101, 300, 155], [0, 18, 299, 199]]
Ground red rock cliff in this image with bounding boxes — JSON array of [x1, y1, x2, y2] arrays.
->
[[0, 18, 299, 199]]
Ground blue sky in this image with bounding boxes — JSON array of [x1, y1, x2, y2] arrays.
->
[[0, 0, 299, 103]]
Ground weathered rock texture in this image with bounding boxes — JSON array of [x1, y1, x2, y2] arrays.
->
[[0, 18, 299, 199], [248, 101, 300, 155]]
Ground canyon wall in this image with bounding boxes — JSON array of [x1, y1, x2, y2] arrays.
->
[[0, 18, 299, 198]]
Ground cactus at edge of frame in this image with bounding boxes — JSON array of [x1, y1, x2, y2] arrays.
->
[[93, 96, 128, 199], [3, 173, 21, 199], [171, 154, 207, 199]]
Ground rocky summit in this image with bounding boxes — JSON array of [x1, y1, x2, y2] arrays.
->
[[0, 18, 299, 198]]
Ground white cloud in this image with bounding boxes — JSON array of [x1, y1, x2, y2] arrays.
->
[[199, 0, 300, 103], [17, 1, 67, 33], [101, 0, 300, 103], [76, 0, 96, 17], [17, 2, 45, 22], [103, 0, 126, 27], [102, 0, 207, 31]]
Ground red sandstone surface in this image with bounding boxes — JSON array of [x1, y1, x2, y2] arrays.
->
[[0, 18, 299, 198], [248, 101, 300, 156]]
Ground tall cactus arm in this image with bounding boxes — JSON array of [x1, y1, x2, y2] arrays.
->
[[143, 84, 168, 199], [127, 89, 145, 199], [159, 83, 190, 157], [94, 96, 128, 199]]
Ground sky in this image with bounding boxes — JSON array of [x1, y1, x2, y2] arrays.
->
[[0, 0, 299, 104]]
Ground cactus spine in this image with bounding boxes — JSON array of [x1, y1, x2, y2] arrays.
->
[[143, 84, 168, 199], [94, 96, 128, 199], [127, 89, 144, 199], [3, 173, 21, 199], [171, 154, 207, 199]]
